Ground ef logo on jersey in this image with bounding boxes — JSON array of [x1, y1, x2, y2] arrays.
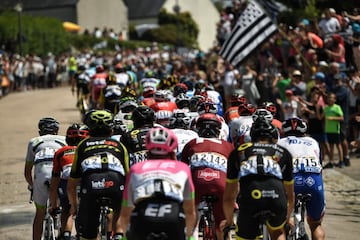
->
[[145, 203, 172, 217]]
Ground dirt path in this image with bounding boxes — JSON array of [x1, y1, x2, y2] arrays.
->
[[0, 86, 359, 239]]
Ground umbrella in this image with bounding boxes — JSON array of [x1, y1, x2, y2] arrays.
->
[[63, 21, 81, 32]]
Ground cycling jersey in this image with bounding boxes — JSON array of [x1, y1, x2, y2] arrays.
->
[[70, 136, 129, 239], [115, 72, 131, 88], [91, 72, 107, 104], [226, 142, 293, 239], [171, 128, 198, 160], [229, 116, 253, 146], [277, 136, 325, 221], [224, 106, 240, 124], [121, 127, 152, 167], [122, 160, 195, 240], [25, 134, 66, 206], [101, 85, 122, 114], [181, 137, 234, 230]]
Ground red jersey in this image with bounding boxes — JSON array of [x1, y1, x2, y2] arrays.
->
[[224, 106, 240, 124], [52, 146, 76, 180], [181, 137, 234, 228], [141, 97, 156, 107]]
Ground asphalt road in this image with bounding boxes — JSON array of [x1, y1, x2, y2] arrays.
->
[[0, 86, 359, 239]]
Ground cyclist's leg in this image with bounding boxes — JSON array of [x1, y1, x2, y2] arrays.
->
[[58, 179, 74, 239], [32, 177, 50, 240], [304, 174, 326, 240], [76, 195, 100, 239]]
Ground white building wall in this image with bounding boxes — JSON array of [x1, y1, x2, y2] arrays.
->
[[77, 0, 128, 39], [163, 0, 220, 51]]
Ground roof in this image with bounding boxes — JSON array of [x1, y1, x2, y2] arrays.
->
[[124, 0, 166, 19], [0, 0, 77, 11]]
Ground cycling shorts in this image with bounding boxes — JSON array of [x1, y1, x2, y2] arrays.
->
[[76, 171, 125, 239], [77, 82, 90, 95], [236, 177, 288, 239], [294, 173, 325, 221], [33, 162, 53, 207], [192, 168, 226, 230], [126, 198, 186, 240], [92, 84, 106, 103], [58, 179, 70, 212]]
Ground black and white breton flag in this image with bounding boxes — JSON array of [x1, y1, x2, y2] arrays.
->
[[219, 0, 278, 67]]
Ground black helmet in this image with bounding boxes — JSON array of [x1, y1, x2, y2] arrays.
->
[[282, 117, 307, 136], [113, 118, 128, 135], [131, 106, 156, 128], [83, 110, 114, 135], [196, 113, 222, 138], [169, 110, 192, 129], [38, 117, 59, 135], [66, 123, 89, 146], [250, 119, 278, 142]]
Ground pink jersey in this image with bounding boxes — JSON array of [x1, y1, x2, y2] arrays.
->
[[122, 160, 195, 207]]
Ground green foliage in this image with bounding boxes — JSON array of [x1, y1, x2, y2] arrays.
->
[[0, 11, 69, 56], [137, 8, 199, 48]]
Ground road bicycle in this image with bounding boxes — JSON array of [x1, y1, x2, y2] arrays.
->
[[198, 195, 217, 240], [77, 88, 89, 118], [42, 181, 62, 240], [253, 210, 274, 240], [97, 197, 113, 240], [287, 193, 312, 240]]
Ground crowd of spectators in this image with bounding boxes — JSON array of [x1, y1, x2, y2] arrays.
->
[[1, 2, 360, 164]]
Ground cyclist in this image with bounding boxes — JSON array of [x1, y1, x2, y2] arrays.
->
[[24, 117, 66, 240], [115, 96, 138, 131], [181, 113, 234, 240], [228, 103, 256, 147], [118, 127, 196, 240], [223, 118, 294, 240], [49, 123, 89, 240], [168, 109, 199, 160], [114, 63, 131, 89], [98, 72, 122, 114], [120, 106, 156, 167], [259, 101, 283, 137], [150, 90, 178, 127], [90, 65, 108, 109], [67, 110, 129, 240], [277, 118, 325, 240], [74, 65, 90, 110], [224, 93, 247, 124]]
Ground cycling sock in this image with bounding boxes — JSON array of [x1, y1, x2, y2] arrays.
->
[[113, 233, 125, 240], [63, 231, 71, 240]]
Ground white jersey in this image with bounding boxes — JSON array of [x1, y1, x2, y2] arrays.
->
[[277, 136, 322, 174], [171, 128, 199, 159], [115, 72, 130, 87], [229, 116, 253, 144]]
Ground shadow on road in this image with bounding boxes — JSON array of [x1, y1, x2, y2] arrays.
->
[[0, 211, 33, 228]]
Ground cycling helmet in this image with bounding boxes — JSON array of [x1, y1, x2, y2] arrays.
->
[[252, 109, 273, 123], [95, 65, 104, 73], [132, 106, 156, 128], [145, 70, 155, 78], [173, 83, 188, 97], [83, 110, 114, 133], [259, 101, 277, 116], [250, 118, 278, 142], [230, 94, 247, 106], [38, 117, 60, 135], [146, 127, 178, 155], [238, 103, 256, 116], [120, 87, 137, 99], [154, 90, 170, 102], [196, 113, 222, 138], [282, 117, 307, 136], [175, 93, 191, 109], [114, 63, 125, 73], [66, 123, 89, 146], [78, 65, 86, 71], [106, 72, 117, 85], [113, 118, 128, 135], [169, 110, 192, 129], [189, 95, 205, 112], [118, 97, 138, 113], [194, 80, 206, 91], [197, 98, 217, 115]]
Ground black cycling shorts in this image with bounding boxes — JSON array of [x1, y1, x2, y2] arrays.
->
[[126, 198, 186, 240], [236, 177, 288, 239], [76, 171, 125, 239]]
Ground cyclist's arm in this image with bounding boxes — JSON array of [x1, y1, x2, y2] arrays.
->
[[183, 198, 196, 238], [67, 177, 80, 215], [49, 176, 60, 209], [223, 179, 239, 225], [24, 162, 33, 187], [118, 205, 133, 234]]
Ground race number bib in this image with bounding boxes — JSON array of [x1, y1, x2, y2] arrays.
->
[[134, 179, 183, 203], [189, 152, 227, 172], [293, 156, 322, 173], [240, 155, 282, 179]]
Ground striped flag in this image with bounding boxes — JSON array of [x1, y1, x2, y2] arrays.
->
[[219, 0, 278, 67]]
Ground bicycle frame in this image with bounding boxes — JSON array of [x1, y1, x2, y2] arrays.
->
[[97, 197, 112, 240], [290, 193, 311, 240], [198, 195, 217, 240]]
